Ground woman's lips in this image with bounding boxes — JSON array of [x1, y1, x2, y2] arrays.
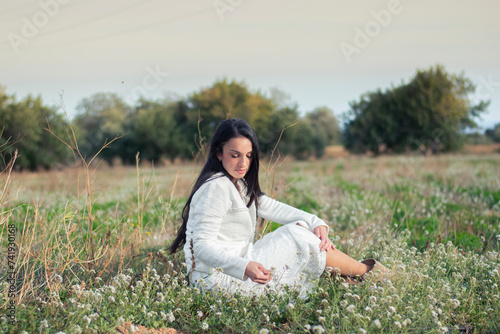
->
[[237, 169, 246, 174]]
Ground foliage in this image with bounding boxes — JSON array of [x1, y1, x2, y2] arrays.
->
[[485, 122, 500, 143], [72, 92, 133, 164], [342, 65, 490, 154], [306, 107, 341, 145], [0, 86, 71, 170], [464, 131, 493, 145]]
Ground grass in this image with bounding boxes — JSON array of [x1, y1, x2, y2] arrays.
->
[[1, 153, 499, 333]]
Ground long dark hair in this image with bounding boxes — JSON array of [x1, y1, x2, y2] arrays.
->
[[168, 118, 262, 254]]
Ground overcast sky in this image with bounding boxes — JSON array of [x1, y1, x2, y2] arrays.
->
[[1, 0, 499, 130]]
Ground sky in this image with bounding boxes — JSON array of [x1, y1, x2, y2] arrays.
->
[[1, 0, 499, 131]]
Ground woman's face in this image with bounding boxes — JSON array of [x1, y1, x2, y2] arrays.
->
[[217, 136, 253, 182]]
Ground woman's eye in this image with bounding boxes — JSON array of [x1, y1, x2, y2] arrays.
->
[[231, 155, 238, 158]]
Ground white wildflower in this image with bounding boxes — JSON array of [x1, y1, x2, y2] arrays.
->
[[201, 322, 209, 330], [346, 304, 356, 314], [286, 303, 295, 310], [165, 311, 175, 322], [258, 329, 270, 334], [358, 328, 367, 334], [71, 325, 82, 334], [312, 325, 325, 333], [197, 310, 204, 318], [373, 319, 382, 329]]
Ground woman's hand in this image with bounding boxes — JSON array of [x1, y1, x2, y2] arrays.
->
[[314, 225, 335, 251], [245, 261, 272, 284]]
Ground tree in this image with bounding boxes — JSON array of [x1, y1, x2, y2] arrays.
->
[[485, 123, 500, 143], [0, 86, 71, 170], [72, 93, 132, 164], [343, 65, 489, 154], [183, 79, 290, 156], [133, 97, 192, 162], [306, 107, 340, 145]]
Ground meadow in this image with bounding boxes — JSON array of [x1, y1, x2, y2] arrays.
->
[[1, 152, 499, 333]]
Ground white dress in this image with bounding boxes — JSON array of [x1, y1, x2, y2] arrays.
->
[[185, 173, 328, 299]]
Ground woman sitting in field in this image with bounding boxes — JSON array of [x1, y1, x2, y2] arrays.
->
[[168, 118, 385, 298]]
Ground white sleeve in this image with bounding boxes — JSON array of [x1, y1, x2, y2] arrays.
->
[[189, 178, 250, 280], [258, 194, 329, 233]]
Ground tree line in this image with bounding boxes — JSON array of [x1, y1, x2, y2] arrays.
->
[[0, 80, 340, 170], [1, 65, 497, 171]]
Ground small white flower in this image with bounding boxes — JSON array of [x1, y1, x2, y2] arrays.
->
[[130, 324, 138, 333], [373, 319, 382, 329], [165, 311, 175, 322], [197, 310, 204, 318], [258, 329, 270, 334], [358, 328, 367, 334], [312, 325, 325, 333], [286, 303, 295, 310], [394, 321, 402, 329], [346, 304, 356, 314], [201, 322, 209, 330]]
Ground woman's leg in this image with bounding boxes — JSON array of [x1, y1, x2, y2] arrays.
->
[[325, 248, 370, 277]]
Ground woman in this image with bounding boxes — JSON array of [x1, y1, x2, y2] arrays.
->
[[169, 119, 385, 298]]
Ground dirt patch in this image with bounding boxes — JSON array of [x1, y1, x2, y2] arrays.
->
[[464, 143, 500, 154], [115, 321, 179, 334], [325, 145, 350, 158]]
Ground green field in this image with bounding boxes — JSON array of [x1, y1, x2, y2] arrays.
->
[[1, 153, 499, 333]]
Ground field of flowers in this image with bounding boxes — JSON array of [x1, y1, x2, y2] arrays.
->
[[1, 153, 499, 333]]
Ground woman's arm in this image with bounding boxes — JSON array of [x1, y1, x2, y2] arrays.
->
[[189, 178, 250, 280], [258, 194, 334, 251], [258, 194, 329, 231]]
